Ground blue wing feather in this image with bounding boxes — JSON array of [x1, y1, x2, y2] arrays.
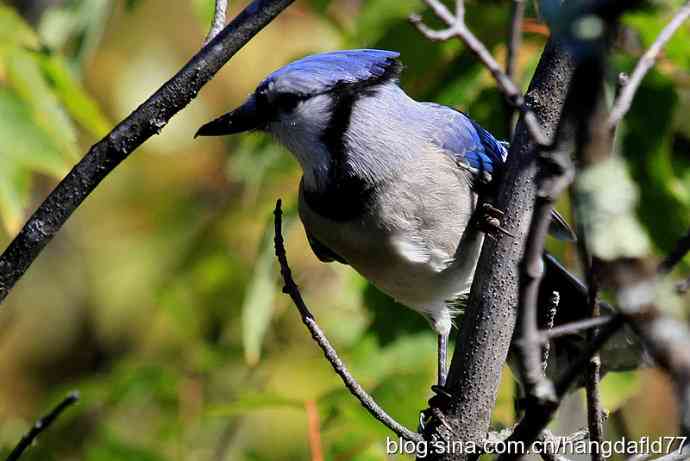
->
[[423, 103, 508, 181], [260, 49, 401, 96]]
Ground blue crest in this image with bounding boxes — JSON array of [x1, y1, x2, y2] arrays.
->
[[258, 49, 401, 95]]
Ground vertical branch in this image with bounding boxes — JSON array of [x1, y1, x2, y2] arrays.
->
[[584, 267, 605, 461], [441, 38, 576, 459]]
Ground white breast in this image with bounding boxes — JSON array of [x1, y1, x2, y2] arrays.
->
[[298, 145, 483, 336]]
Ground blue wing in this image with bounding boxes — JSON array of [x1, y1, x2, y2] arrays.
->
[[423, 103, 508, 183], [260, 49, 401, 96]]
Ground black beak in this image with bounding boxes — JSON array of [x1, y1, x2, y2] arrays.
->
[[195, 95, 262, 138]]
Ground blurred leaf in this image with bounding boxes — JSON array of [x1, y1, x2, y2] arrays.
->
[[492, 366, 517, 427], [192, 0, 215, 32], [209, 392, 303, 417], [39, 53, 110, 138], [575, 156, 652, 260], [0, 155, 30, 234], [0, 87, 69, 177], [309, 0, 333, 15], [362, 284, 428, 346], [352, 0, 421, 45], [86, 432, 168, 461], [0, 5, 40, 50], [5, 47, 79, 160], [38, 0, 110, 63], [624, 7, 690, 69], [241, 218, 281, 366], [600, 371, 641, 411], [124, 0, 145, 11], [621, 70, 690, 252]]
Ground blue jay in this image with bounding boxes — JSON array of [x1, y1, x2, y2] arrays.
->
[[196, 49, 640, 388]]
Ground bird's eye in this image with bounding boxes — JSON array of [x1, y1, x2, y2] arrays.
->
[[274, 93, 301, 112]]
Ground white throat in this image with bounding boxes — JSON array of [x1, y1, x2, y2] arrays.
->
[[267, 94, 333, 190]]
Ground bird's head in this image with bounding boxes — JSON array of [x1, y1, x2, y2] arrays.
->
[[195, 49, 402, 183]]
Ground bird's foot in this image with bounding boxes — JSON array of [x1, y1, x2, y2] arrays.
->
[[475, 203, 515, 239], [418, 385, 454, 434]]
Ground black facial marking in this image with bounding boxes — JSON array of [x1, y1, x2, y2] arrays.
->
[[303, 58, 402, 222]]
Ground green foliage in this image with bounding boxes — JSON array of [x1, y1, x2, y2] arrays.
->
[[1, 1, 689, 460], [0, 3, 109, 233]]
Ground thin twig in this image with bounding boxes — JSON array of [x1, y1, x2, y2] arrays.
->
[[6, 391, 79, 461], [0, 0, 296, 305], [409, 0, 551, 146], [608, 0, 690, 128], [539, 291, 559, 369], [541, 314, 616, 340], [204, 0, 229, 44], [538, 429, 589, 461], [497, 317, 624, 461], [584, 267, 605, 461], [272, 200, 423, 443]]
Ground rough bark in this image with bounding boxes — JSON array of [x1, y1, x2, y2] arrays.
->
[[434, 39, 576, 460]]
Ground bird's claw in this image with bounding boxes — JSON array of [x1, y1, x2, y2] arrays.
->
[[476, 203, 515, 239], [418, 384, 454, 433]]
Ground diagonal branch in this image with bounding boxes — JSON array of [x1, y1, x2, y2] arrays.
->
[[204, 0, 230, 44], [409, 0, 550, 147], [608, 0, 690, 128], [6, 391, 79, 461], [272, 200, 423, 443], [506, 0, 527, 137], [0, 0, 295, 305]]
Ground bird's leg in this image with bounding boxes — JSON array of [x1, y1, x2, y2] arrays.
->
[[474, 202, 515, 239], [419, 333, 453, 433], [437, 333, 448, 387]]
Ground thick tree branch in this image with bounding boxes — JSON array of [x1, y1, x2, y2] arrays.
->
[[420, 36, 576, 460], [6, 391, 79, 461], [0, 0, 295, 305], [272, 200, 423, 443], [204, 0, 230, 44], [608, 0, 690, 128]]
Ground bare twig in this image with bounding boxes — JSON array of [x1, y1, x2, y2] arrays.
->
[[272, 200, 423, 443], [584, 269, 605, 461], [541, 314, 616, 340], [538, 429, 589, 461], [539, 291, 559, 369], [204, 0, 229, 44], [0, 0, 296, 305], [514, 131, 576, 405], [498, 317, 624, 461], [6, 391, 79, 461], [608, 0, 690, 128], [409, 0, 551, 146]]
